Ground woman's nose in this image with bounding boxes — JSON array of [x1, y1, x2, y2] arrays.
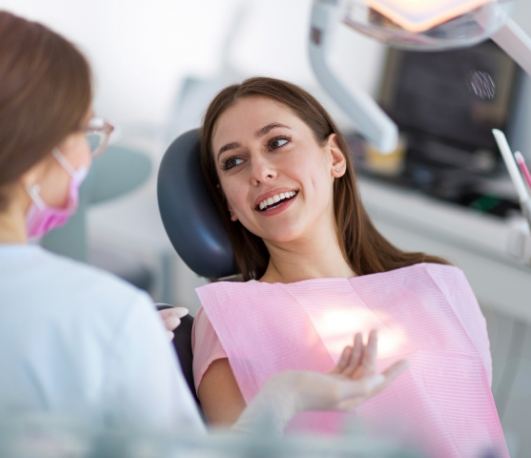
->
[[249, 157, 277, 186]]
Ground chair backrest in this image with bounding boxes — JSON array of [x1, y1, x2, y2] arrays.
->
[[157, 130, 237, 407], [156, 303, 200, 408], [157, 129, 236, 279], [170, 314, 200, 407]]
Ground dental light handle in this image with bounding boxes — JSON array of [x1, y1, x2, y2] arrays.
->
[[309, 0, 399, 153]]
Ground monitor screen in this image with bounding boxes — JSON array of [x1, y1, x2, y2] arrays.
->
[[378, 40, 519, 151]]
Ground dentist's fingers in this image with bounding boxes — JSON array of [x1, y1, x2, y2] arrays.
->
[[372, 359, 409, 394], [337, 359, 408, 410], [159, 307, 189, 332], [333, 345, 353, 374], [345, 332, 364, 376], [360, 329, 378, 376], [353, 332, 363, 361], [172, 307, 189, 319]]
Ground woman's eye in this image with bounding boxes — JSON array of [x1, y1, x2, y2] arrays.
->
[[268, 136, 289, 150], [221, 156, 244, 171]]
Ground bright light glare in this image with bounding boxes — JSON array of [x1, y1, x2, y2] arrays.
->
[[309, 307, 409, 360], [367, 0, 492, 32]]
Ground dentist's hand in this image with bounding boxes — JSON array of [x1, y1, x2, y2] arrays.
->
[[232, 330, 408, 433], [289, 329, 407, 412], [156, 304, 189, 340], [315, 329, 407, 410]]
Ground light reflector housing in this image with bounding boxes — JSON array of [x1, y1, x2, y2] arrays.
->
[[343, 0, 514, 50]]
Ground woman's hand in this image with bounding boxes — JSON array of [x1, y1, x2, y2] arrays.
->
[[157, 305, 189, 340]]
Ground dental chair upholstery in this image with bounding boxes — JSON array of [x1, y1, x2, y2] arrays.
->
[[157, 129, 237, 405], [157, 129, 236, 279]]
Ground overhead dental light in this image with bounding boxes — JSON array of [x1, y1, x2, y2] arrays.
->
[[309, 0, 531, 152]]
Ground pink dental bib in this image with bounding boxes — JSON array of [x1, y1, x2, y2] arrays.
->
[[195, 263, 508, 457]]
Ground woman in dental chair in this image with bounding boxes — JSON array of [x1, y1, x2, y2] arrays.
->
[[192, 77, 508, 457]]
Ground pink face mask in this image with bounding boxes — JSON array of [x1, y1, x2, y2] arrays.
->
[[25, 149, 88, 239]]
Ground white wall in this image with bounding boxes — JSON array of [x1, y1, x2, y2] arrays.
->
[[0, 0, 387, 133]]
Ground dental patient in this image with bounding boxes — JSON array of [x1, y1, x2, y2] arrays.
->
[[192, 77, 509, 457]]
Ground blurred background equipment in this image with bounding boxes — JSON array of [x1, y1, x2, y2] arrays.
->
[[309, 0, 531, 152], [0, 412, 425, 458]]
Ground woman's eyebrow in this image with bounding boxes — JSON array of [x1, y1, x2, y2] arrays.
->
[[217, 123, 291, 159], [218, 142, 240, 159], [254, 122, 290, 137]]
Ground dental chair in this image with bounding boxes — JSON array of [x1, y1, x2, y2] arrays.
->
[[157, 129, 236, 407]]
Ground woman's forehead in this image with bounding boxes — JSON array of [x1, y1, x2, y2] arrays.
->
[[212, 96, 303, 146]]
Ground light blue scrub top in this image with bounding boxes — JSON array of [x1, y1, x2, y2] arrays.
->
[[0, 244, 204, 433]]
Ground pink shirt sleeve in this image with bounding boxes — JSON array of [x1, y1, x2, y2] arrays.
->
[[192, 307, 228, 391]]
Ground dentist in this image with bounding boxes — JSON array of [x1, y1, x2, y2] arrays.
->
[[0, 10, 205, 432]]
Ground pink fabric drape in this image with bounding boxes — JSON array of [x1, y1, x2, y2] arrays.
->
[[195, 263, 508, 457]]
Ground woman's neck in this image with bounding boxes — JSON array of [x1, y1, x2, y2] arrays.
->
[[260, 222, 356, 283], [0, 196, 28, 244]]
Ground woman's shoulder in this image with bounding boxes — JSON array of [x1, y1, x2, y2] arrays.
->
[[415, 262, 466, 281], [380, 262, 468, 290], [195, 278, 261, 301], [374, 262, 463, 282]]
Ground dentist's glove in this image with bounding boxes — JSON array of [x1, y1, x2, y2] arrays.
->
[[232, 330, 407, 434], [156, 304, 189, 340]]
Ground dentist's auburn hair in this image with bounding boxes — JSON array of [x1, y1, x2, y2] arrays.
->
[[0, 11, 92, 210], [200, 77, 448, 280]]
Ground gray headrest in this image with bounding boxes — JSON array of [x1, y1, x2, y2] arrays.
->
[[157, 129, 236, 278]]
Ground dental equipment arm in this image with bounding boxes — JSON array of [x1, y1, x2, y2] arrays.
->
[[491, 17, 531, 77], [309, 0, 399, 153]]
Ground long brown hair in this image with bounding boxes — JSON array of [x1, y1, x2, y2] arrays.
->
[[0, 11, 92, 210], [200, 77, 447, 280]]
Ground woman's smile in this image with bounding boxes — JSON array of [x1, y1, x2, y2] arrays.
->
[[255, 188, 299, 213]]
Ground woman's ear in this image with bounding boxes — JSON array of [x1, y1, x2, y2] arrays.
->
[[327, 133, 347, 178], [228, 205, 238, 222]]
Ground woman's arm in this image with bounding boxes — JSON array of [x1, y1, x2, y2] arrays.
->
[[197, 358, 246, 426]]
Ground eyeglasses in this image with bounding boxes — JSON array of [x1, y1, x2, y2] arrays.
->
[[85, 116, 114, 157]]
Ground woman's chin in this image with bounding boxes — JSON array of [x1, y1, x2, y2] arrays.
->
[[261, 228, 306, 245]]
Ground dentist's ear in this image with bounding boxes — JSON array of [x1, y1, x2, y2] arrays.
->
[[327, 133, 346, 178], [19, 152, 51, 191]]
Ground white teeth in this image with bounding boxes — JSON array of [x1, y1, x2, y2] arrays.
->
[[258, 191, 297, 211]]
